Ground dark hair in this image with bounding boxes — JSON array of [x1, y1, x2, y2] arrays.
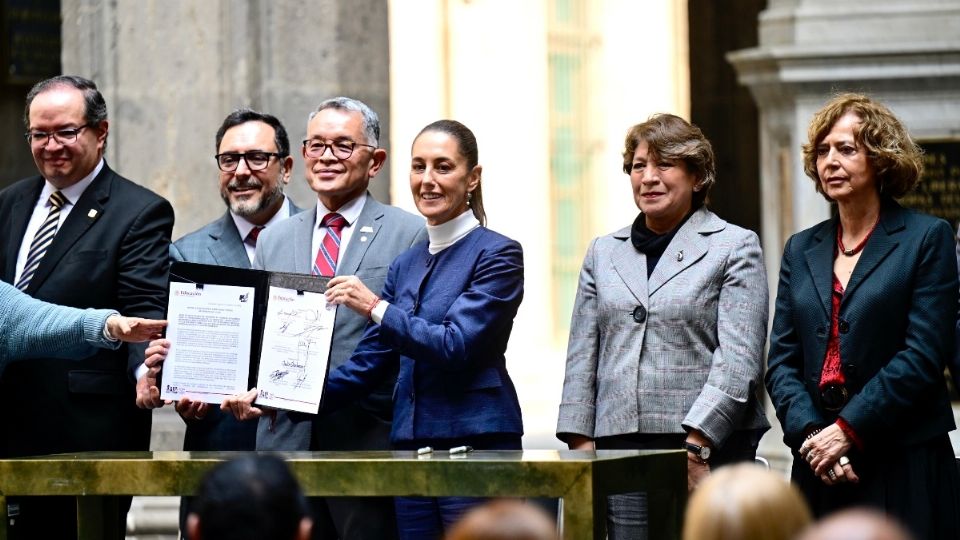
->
[[622, 113, 716, 208], [190, 455, 308, 540], [24, 75, 108, 143], [415, 119, 486, 226], [802, 93, 922, 200], [215, 108, 290, 157]]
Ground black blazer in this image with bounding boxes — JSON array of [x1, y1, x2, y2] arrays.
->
[[766, 199, 957, 450], [0, 164, 174, 456]]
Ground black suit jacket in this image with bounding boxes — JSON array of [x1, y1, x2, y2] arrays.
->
[[0, 163, 174, 457], [766, 199, 957, 450]]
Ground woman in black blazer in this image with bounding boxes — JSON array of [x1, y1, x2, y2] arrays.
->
[[766, 93, 960, 539]]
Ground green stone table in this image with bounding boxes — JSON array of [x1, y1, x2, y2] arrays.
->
[[0, 449, 686, 539]]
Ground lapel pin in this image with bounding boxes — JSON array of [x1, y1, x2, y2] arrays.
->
[[88, 209, 98, 219], [360, 226, 373, 233], [677, 250, 684, 262]]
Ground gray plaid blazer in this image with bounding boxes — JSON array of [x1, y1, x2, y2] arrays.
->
[[557, 207, 770, 447]]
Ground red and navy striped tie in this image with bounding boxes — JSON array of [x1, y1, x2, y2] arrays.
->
[[312, 213, 346, 277]]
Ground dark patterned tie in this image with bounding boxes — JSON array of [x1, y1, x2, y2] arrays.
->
[[16, 191, 67, 291], [312, 213, 346, 277], [245, 226, 264, 248]]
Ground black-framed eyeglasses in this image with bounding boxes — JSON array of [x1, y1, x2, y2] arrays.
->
[[25, 124, 92, 147], [214, 151, 283, 172], [302, 139, 376, 160]]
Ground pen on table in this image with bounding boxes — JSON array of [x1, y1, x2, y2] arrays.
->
[[449, 445, 473, 455]]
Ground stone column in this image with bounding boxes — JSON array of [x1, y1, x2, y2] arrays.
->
[[728, 0, 960, 468], [61, 0, 392, 238]]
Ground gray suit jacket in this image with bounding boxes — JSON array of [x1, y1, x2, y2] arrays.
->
[[168, 199, 302, 452], [170, 199, 302, 267], [253, 193, 426, 450], [557, 207, 770, 448]]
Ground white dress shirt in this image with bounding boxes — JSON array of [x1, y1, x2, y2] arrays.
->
[[311, 193, 367, 272], [14, 158, 105, 284], [230, 195, 291, 264]]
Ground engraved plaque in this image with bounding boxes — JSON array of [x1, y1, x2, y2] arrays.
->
[[899, 139, 960, 226], [2, 0, 61, 85]]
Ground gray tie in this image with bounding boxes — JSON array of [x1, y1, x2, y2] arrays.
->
[[16, 191, 67, 291]]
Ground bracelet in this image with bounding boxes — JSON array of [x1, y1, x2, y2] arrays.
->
[[365, 296, 382, 319], [805, 428, 823, 440]]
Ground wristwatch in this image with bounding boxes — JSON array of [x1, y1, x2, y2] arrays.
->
[[683, 441, 711, 463]]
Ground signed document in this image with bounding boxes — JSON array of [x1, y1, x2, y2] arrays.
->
[[161, 281, 256, 404], [255, 285, 336, 413]]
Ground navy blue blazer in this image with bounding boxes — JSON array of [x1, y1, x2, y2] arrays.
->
[[766, 199, 957, 450], [323, 226, 524, 443]]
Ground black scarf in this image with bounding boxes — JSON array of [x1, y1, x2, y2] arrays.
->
[[631, 207, 698, 277]]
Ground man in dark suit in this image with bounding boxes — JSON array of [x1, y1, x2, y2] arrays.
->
[[154, 109, 303, 538], [0, 75, 174, 538], [246, 97, 426, 540]]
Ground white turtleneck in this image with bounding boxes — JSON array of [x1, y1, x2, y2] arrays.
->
[[370, 210, 480, 323], [426, 209, 481, 254]]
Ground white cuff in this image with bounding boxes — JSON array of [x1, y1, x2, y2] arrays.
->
[[371, 300, 390, 324], [134, 363, 148, 381]]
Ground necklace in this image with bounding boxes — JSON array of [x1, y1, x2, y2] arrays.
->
[[837, 216, 879, 257]]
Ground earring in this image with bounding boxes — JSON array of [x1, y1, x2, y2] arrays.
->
[[466, 192, 473, 206]]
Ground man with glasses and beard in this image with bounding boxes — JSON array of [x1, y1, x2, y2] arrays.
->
[[138, 109, 302, 538]]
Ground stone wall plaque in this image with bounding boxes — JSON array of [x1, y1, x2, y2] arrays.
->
[[2, 0, 60, 85], [900, 139, 960, 228], [898, 139, 960, 400]]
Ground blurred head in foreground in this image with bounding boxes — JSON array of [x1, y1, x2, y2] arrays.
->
[[186, 455, 312, 540], [683, 463, 812, 540], [445, 500, 558, 540], [797, 508, 915, 540]]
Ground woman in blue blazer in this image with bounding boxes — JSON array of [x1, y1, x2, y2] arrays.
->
[[766, 94, 960, 539], [323, 119, 524, 539]]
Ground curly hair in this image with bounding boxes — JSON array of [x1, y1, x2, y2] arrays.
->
[[622, 113, 716, 208], [802, 93, 923, 200]]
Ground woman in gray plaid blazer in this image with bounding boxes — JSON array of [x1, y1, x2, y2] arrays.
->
[[557, 114, 770, 539]]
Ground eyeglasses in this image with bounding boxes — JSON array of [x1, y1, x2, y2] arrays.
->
[[302, 139, 376, 160], [25, 124, 92, 147], [215, 152, 283, 172]]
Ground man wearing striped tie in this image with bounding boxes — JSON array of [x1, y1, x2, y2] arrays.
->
[[0, 75, 174, 539], [247, 97, 425, 540]]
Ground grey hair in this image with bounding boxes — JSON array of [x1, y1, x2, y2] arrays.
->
[[309, 97, 380, 146]]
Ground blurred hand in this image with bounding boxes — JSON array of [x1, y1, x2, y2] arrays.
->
[[135, 371, 164, 409], [687, 458, 710, 492], [144, 338, 170, 371], [565, 434, 596, 451], [136, 338, 172, 410], [326, 275, 378, 316], [799, 423, 852, 477], [221, 388, 263, 421], [106, 316, 166, 343], [175, 396, 210, 421]]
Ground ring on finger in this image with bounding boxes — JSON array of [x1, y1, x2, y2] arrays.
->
[[827, 469, 836, 480], [838, 455, 851, 467]]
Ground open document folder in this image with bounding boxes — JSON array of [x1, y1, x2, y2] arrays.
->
[[161, 262, 335, 414]]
